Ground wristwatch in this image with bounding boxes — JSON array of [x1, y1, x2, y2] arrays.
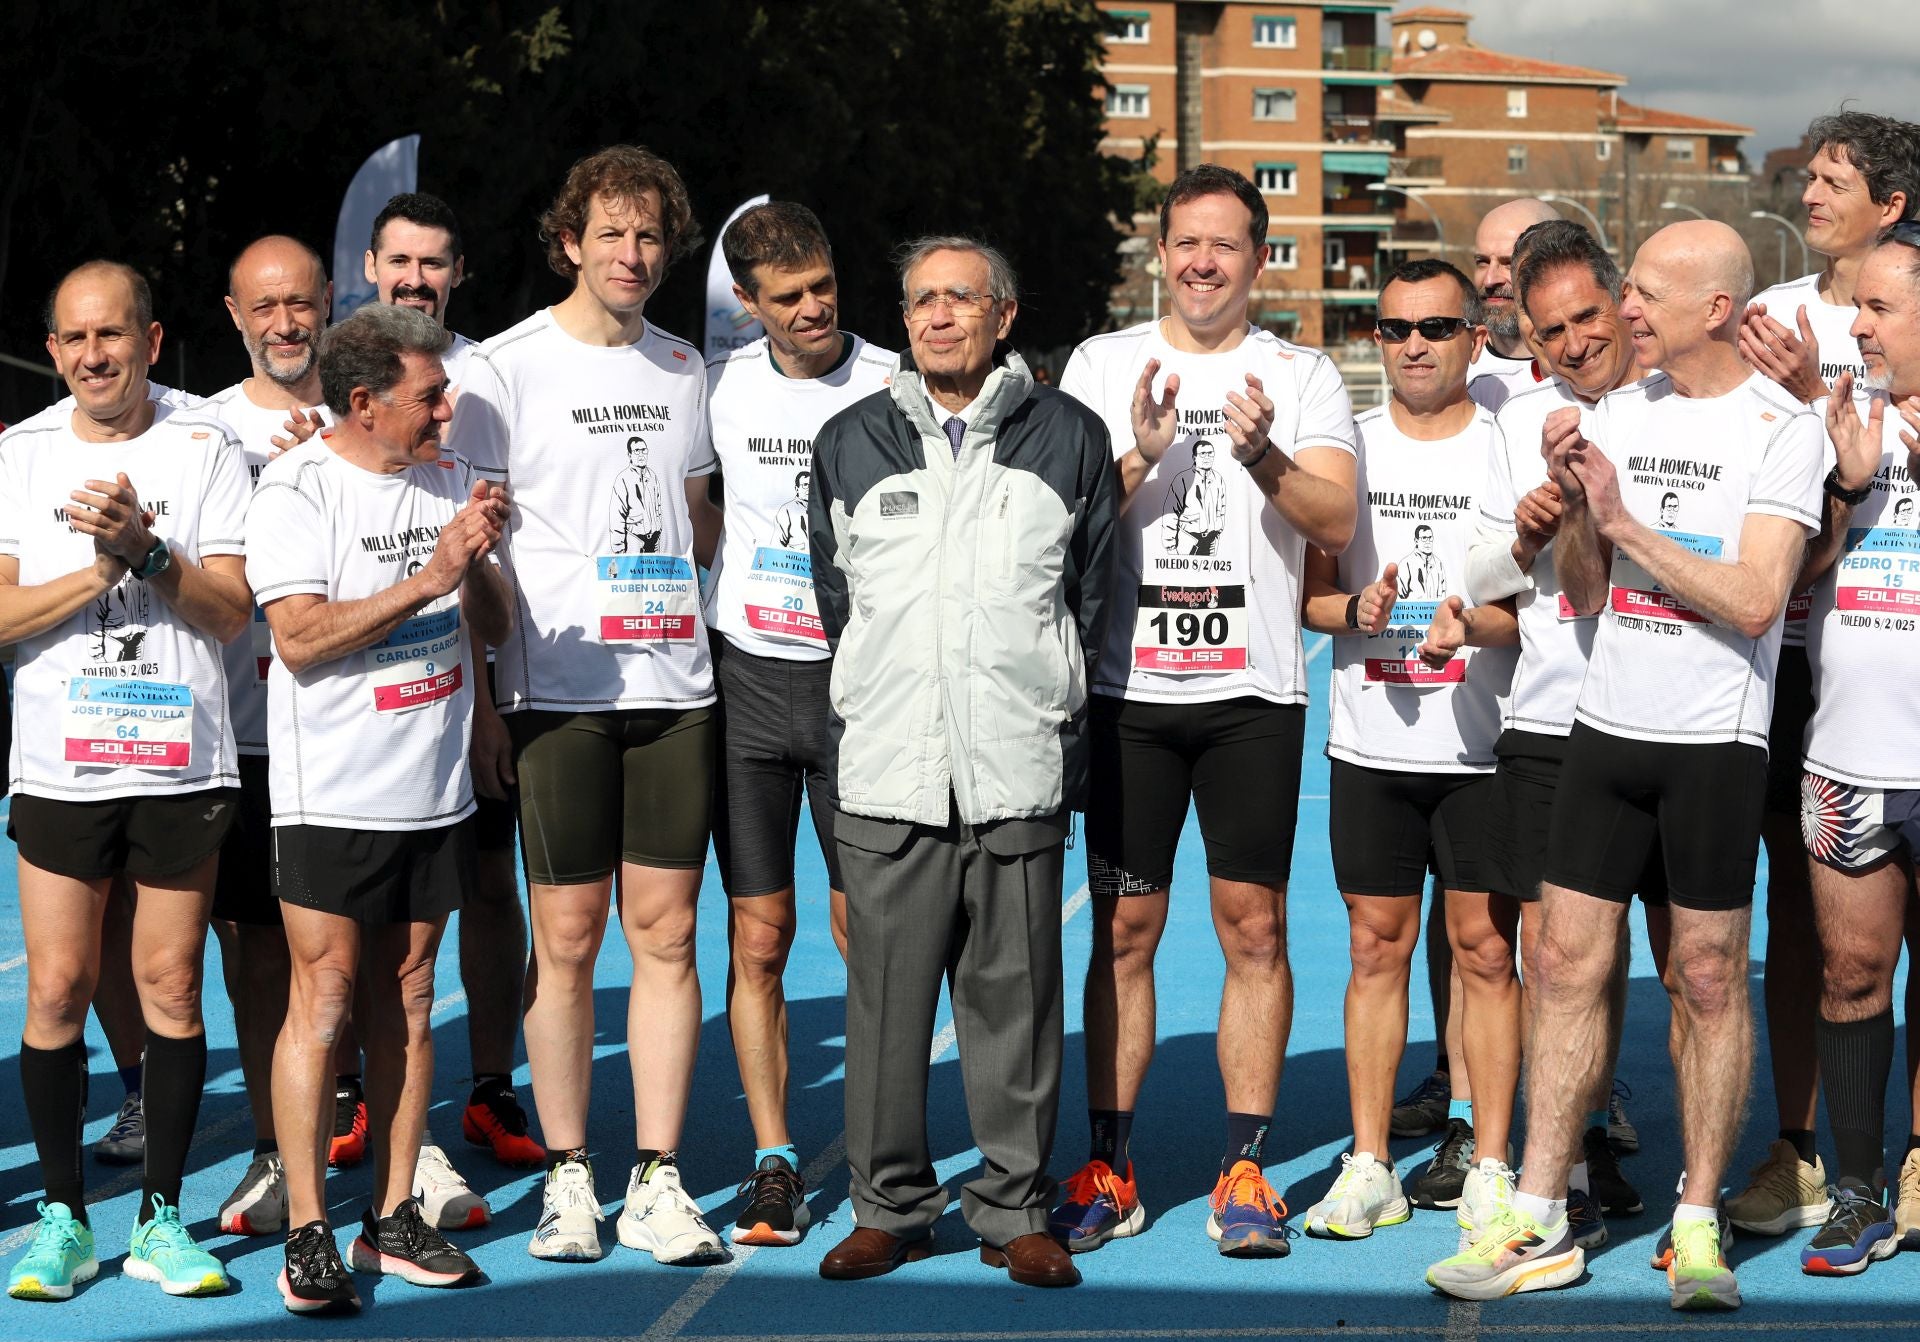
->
[[133, 538, 172, 581], [1823, 465, 1873, 507]]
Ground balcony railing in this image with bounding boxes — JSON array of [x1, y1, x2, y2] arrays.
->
[[1324, 196, 1383, 215], [1322, 45, 1392, 72], [1323, 114, 1384, 144]]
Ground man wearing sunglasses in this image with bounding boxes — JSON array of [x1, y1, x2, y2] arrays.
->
[[1052, 164, 1357, 1259], [1730, 113, 1920, 1242], [1434, 221, 1824, 1309], [1300, 258, 1517, 1245]]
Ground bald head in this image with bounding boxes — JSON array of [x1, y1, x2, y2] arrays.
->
[[44, 260, 152, 334], [228, 235, 327, 297], [1620, 221, 1757, 375], [1475, 199, 1563, 351], [225, 235, 331, 393], [1638, 220, 1754, 314]]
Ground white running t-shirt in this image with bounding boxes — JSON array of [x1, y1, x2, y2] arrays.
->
[[1803, 393, 1920, 787], [1329, 404, 1512, 773], [1062, 320, 1357, 706], [202, 382, 334, 755], [1575, 373, 1824, 750], [452, 310, 718, 712], [0, 405, 250, 799], [1478, 378, 1599, 736], [1469, 348, 1543, 414], [246, 442, 484, 829], [704, 335, 893, 660]]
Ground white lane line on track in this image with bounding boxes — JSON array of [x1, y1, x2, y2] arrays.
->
[[1306, 632, 1332, 665], [0, 953, 25, 973], [639, 882, 1093, 1342], [432, 987, 468, 1017]]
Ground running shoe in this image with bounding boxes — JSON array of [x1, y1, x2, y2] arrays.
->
[[1896, 1148, 1920, 1249], [1390, 1070, 1451, 1138], [278, 1220, 358, 1315], [219, 1152, 288, 1235], [731, 1154, 811, 1246], [347, 1199, 479, 1287], [1458, 1158, 1516, 1242], [1408, 1118, 1475, 1210], [1607, 1077, 1638, 1154], [328, 1085, 368, 1169], [414, 1143, 490, 1231], [1567, 1185, 1608, 1250], [1304, 1152, 1410, 1240], [1583, 1124, 1643, 1215], [124, 1195, 228, 1296], [528, 1158, 605, 1262], [7, 1202, 97, 1301], [1048, 1159, 1145, 1253], [1207, 1159, 1291, 1257], [1667, 1214, 1740, 1310], [1649, 1205, 1729, 1271], [1801, 1184, 1897, 1276], [1427, 1201, 1583, 1300], [462, 1088, 546, 1168], [616, 1162, 726, 1265], [1724, 1138, 1830, 1234], [93, 1092, 145, 1166]]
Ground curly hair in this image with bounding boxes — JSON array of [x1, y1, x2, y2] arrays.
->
[[539, 145, 702, 279]]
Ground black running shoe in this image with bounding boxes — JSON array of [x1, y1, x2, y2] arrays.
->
[[1408, 1118, 1475, 1210], [731, 1155, 811, 1246], [1584, 1124, 1643, 1215], [347, 1199, 480, 1287], [279, 1220, 359, 1315]]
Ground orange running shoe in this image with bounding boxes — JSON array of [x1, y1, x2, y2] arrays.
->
[[1208, 1159, 1291, 1257], [327, 1087, 367, 1169], [462, 1088, 547, 1168], [1047, 1159, 1144, 1252]]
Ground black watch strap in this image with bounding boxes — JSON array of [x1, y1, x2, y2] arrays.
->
[[1824, 465, 1873, 507], [134, 539, 171, 581]]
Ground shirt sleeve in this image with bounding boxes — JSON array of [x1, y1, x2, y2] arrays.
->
[[245, 474, 330, 604], [196, 430, 252, 557], [0, 435, 22, 557], [449, 351, 511, 482], [685, 366, 717, 478], [1748, 408, 1826, 534], [1292, 352, 1358, 457], [1059, 343, 1125, 462]]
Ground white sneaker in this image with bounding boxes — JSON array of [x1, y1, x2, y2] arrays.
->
[[528, 1158, 606, 1262], [415, 1143, 491, 1231], [1304, 1152, 1412, 1240], [218, 1153, 287, 1235], [616, 1162, 726, 1265], [1458, 1157, 1517, 1241]]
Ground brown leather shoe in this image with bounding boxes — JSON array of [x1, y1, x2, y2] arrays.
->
[[818, 1227, 933, 1280], [980, 1231, 1081, 1287]]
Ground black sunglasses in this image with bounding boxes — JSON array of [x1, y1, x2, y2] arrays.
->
[[1375, 316, 1471, 343]]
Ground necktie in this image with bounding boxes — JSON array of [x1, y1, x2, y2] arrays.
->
[[943, 416, 965, 459]]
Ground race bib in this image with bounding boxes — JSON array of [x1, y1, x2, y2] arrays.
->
[[1131, 583, 1248, 672], [741, 546, 824, 644], [63, 678, 193, 769], [1609, 530, 1721, 624], [1555, 593, 1591, 622], [1363, 601, 1465, 685], [1836, 526, 1920, 616], [597, 555, 698, 644], [367, 607, 464, 712]]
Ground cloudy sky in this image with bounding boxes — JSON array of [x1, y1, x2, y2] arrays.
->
[[1458, 0, 1920, 161]]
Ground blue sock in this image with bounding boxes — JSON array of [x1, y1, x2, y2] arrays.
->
[[118, 1064, 142, 1097], [1448, 1098, 1473, 1124], [754, 1143, 799, 1172]]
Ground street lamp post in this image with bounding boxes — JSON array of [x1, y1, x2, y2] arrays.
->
[[1366, 181, 1447, 255], [1660, 201, 1707, 220], [1750, 210, 1811, 285], [1539, 194, 1613, 251]]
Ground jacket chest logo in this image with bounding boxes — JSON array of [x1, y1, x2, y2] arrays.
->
[[878, 491, 920, 518]]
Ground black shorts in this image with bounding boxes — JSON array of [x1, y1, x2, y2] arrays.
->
[[1329, 760, 1492, 897], [1085, 694, 1305, 897], [472, 790, 519, 854], [1766, 644, 1813, 816], [509, 706, 714, 885], [9, 787, 238, 882], [272, 818, 472, 925], [212, 754, 281, 926], [1543, 722, 1767, 912], [0, 665, 11, 799], [712, 640, 841, 898], [1484, 730, 1668, 906]]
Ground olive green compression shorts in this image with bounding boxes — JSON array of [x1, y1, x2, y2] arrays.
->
[[507, 706, 714, 885]]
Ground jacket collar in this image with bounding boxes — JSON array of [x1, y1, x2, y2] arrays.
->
[[888, 342, 1035, 444]]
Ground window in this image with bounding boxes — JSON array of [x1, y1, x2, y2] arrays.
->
[[1252, 14, 1296, 48], [1597, 139, 1613, 161], [1507, 144, 1528, 174], [1507, 88, 1528, 118], [1324, 237, 1347, 270], [1255, 163, 1298, 195], [1667, 137, 1696, 163], [1108, 10, 1149, 43], [1106, 84, 1150, 118], [1268, 236, 1299, 270], [1253, 88, 1297, 122]]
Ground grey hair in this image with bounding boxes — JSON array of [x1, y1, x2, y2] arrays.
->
[[895, 235, 1019, 305], [1514, 219, 1623, 313], [317, 303, 451, 416]]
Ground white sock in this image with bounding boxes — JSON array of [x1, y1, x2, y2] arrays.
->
[[1673, 1201, 1719, 1226], [1568, 1160, 1591, 1194], [1514, 1190, 1566, 1224]]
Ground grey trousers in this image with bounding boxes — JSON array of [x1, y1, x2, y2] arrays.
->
[[836, 807, 1066, 1247]]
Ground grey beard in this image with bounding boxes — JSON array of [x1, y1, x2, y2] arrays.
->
[[1485, 309, 1521, 346], [258, 340, 316, 388]]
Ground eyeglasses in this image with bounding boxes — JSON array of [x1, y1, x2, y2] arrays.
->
[[1374, 316, 1471, 343], [901, 288, 997, 320]]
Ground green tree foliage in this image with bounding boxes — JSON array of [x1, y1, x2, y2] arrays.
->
[[0, 0, 1135, 416]]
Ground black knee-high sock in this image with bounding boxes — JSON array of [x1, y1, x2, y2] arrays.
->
[[1818, 1009, 1894, 1189], [138, 1031, 207, 1222], [20, 1041, 88, 1226]]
